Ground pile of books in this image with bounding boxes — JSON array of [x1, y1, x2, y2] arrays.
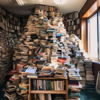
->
[[13, 5, 62, 69], [6, 5, 67, 99], [4, 81, 17, 100], [4, 92, 16, 100], [0, 7, 21, 84], [22, 66, 38, 78], [3, 4, 91, 100], [77, 61, 86, 87], [68, 79, 81, 100], [38, 66, 54, 77], [68, 67, 80, 81], [0, 31, 13, 82], [84, 60, 95, 88], [54, 68, 67, 78], [68, 65, 82, 100]]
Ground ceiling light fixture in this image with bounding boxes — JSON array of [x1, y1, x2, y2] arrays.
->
[[54, 0, 66, 5], [16, 0, 24, 6], [39, 0, 44, 4]]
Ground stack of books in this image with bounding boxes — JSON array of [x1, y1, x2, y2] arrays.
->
[[4, 81, 17, 100], [54, 68, 67, 78], [84, 60, 95, 88], [0, 7, 21, 84], [3, 4, 90, 100], [13, 5, 61, 69], [68, 67, 81, 81], [4, 92, 16, 100], [38, 66, 54, 77], [22, 66, 38, 78], [68, 66, 82, 99], [68, 80, 81, 100], [77, 60, 86, 88]]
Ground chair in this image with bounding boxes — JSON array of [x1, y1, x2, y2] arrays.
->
[[96, 71, 100, 94]]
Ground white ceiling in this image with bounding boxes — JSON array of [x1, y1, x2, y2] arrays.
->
[[0, 0, 87, 15]]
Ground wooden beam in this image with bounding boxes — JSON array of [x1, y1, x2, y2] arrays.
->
[[81, 19, 88, 52], [79, 0, 96, 17], [97, 0, 100, 7], [83, 1, 97, 18], [31, 90, 67, 94]]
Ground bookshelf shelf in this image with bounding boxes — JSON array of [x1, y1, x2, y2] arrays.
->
[[31, 90, 67, 94], [28, 77, 68, 100], [28, 77, 68, 80]]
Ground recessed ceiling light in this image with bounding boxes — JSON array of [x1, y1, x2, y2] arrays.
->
[[54, 0, 66, 5]]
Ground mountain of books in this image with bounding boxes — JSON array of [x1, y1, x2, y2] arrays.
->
[[13, 5, 61, 68], [5, 5, 95, 100]]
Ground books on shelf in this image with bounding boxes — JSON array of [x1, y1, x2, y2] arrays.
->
[[31, 79, 65, 91], [45, 94, 52, 100], [64, 11, 80, 36]]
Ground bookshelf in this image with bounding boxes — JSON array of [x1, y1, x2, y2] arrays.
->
[[63, 11, 81, 37], [28, 77, 68, 100], [0, 7, 21, 83]]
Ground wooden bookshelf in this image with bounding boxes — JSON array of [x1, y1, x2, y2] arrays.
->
[[28, 77, 68, 100], [0, 7, 21, 82], [63, 11, 81, 37], [31, 90, 67, 94]]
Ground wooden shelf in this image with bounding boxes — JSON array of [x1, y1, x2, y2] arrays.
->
[[28, 77, 68, 100], [28, 77, 67, 80], [64, 11, 81, 36], [31, 90, 67, 94]]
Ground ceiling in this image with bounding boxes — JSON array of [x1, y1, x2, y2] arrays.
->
[[0, 0, 87, 15]]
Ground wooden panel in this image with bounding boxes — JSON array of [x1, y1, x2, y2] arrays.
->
[[80, 0, 99, 52], [79, 0, 96, 17], [66, 80, 69, 100], [29, 78, 31, 100], [80, 0, 100, 18], [31, 90, 67, 94], [81, 19, 88, 52], [97, 0, 100, 7], [83, 1, 97, 18], [28, 77, 67, 80]]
